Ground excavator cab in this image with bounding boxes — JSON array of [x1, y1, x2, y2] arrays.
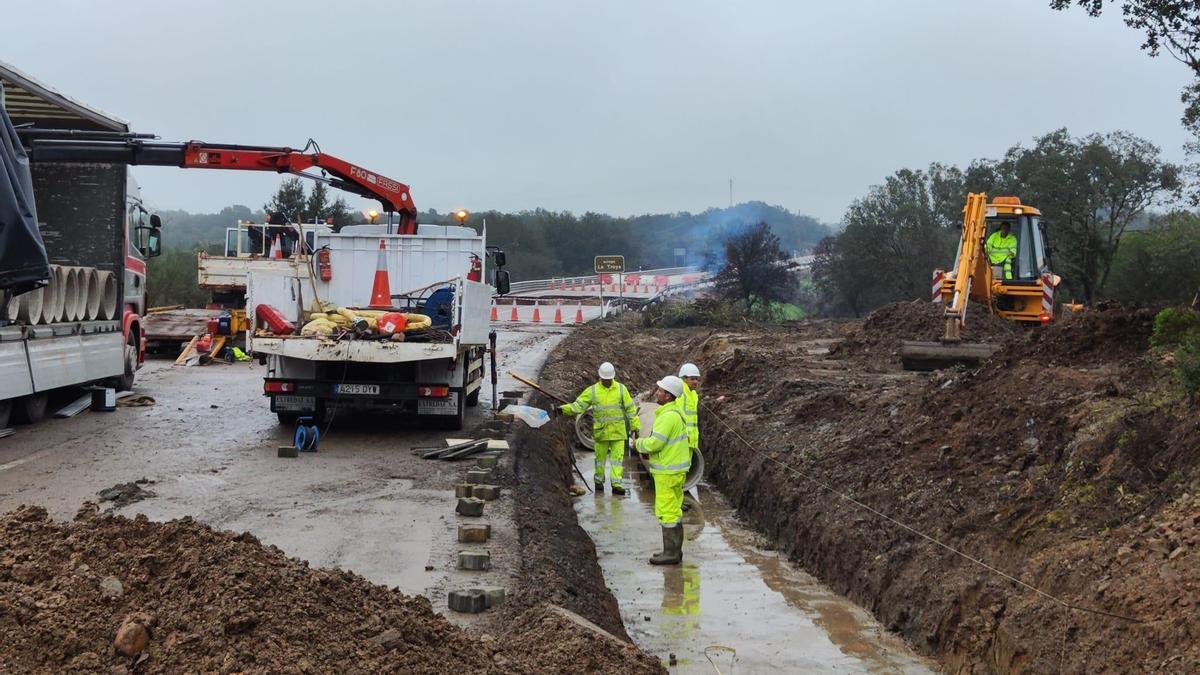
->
[[901, 194, 1059, 370]]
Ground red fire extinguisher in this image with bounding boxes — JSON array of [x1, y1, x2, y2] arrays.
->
[[317, 248, 332, 282], [255, 304, 296, 335], [467, 254, 482, 282]]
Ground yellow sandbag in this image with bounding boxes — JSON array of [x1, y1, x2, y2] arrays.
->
[[403, 313, 432, 331], [300, 318, 336, 337]]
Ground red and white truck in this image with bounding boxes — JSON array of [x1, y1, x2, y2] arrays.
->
[[1, 63, 162, 426]]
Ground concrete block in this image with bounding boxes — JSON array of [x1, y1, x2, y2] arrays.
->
[[471, 484, 501, 501], [475, 455, 498, 469], [465, 469, 492, 484], [455, 497, 485, 517], [458, 523, 491, 543], [458, 550, 491, 571], [470, 585, 506, 608], [448, 590, 486, 614], [277, 445, 298, 458], [454, 483, 473, 498]]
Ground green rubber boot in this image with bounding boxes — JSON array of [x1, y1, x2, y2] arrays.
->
[[649, 525, 683, 565]]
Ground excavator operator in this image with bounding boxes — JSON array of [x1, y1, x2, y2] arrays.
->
[[985, 221, 1018, 280]]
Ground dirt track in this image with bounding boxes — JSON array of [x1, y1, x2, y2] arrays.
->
[[543, 306, 1200, 673]]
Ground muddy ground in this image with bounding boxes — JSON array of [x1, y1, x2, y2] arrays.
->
[[543, 306, 1199, 673], [0, 325, 665, 673]]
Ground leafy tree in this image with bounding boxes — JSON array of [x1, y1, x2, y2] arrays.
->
[[263, 177, 307, 222], [711, 221, 794, 310], [811, 166, 959, 315], [1052, 0, 1200, 200], [147, 248, 209, 307], [988, 129, 1180, 302], [1106, 210, 1200, 304], [303, 182, 356, 230]]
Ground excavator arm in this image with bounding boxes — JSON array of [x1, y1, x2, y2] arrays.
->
[[942, 192, 990, 342], [18, 130, 418, 234]]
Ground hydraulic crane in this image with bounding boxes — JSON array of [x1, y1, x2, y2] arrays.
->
[[16, 129, 419, 234]]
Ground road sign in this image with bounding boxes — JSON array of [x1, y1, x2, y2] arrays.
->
[[594, 255, 625, 273]]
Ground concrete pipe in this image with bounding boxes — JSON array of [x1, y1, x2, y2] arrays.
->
[[96, 271, 118, 320], [14, 287, 45, 325], [61, 266, 82, 322], [4, 292, 19, 322], [44, 266, 64, 324], [82, 267, 101, 321]]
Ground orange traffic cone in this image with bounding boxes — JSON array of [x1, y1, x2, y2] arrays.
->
[[574, 302, 584, 324], [509, 302, 519, 321], [490, 301, 498, 321], [368, 239, 393, 308], [553, 303, 563, 323], [531, 302, 542, 323], [270, 234, 283, 259]]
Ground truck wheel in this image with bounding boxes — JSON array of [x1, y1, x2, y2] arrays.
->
[[0, 400, 12, 429], [116, 332, 137, 391], [14, 393, 48, 424]]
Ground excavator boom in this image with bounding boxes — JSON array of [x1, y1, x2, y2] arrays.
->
[[18, 130, 418, 234]]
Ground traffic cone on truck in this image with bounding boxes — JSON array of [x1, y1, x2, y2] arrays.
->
[[369, 239, 392, 308]]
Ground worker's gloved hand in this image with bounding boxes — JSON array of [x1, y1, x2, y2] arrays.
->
[[630, 430, 638, 440]]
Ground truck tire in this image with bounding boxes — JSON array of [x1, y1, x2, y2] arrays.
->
[[0, 400, 11, 429], [14, 393, 48, 424], [116, 332, 137, 391]]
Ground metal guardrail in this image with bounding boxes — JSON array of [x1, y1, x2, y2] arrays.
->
[[506, 266, 700, 295]]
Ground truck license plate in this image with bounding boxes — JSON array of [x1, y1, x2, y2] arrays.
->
[[418, 397, 458, 415], [336, 384, 380, 395], [275, 395, 315, 411]]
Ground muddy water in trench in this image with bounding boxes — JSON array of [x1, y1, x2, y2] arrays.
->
[[573, 449, 934, 674]]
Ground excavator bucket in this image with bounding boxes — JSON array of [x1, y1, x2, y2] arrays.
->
[[899, 340, 999, 371]]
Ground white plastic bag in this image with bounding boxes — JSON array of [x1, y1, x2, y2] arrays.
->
[[505, 404, 550, 428]]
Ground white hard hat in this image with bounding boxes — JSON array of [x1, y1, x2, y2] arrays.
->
[[656, 375, 685, 398], [598, 362, 616, 379], [678, 363, 701, 378]]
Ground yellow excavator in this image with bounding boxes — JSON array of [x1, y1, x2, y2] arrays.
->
[[900, 193, 1062, 370]]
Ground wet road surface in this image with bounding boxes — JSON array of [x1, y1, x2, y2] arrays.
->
[[571, 404, 934, 673], [0, 325, 569, 629]]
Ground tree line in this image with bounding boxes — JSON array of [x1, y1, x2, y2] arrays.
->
[[811, 128, 1191, 316]]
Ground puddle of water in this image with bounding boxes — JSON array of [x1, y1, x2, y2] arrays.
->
[[574, 451, 934, 674]]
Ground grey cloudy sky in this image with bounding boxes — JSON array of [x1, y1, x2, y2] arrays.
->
[[4, 1, 1193, 223]]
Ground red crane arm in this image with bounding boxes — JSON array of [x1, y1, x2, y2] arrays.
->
[[179, 142, 418, 234]]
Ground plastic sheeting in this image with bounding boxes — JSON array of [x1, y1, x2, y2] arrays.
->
[[0, 82, 50, 294]]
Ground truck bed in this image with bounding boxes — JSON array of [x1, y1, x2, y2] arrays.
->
[[251, 335, 461, 363]]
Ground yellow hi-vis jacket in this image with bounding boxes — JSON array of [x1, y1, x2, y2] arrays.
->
[[636, 399, 691, 475], [681, 381, 699, 451], [560, 380, 640, 442], [985, 231, 1017, 265]]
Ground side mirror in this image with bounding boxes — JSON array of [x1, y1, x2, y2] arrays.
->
[[491, 250, 506, 268], [150, 213, 163, 229], [493, 269, 510, 296], [137, 225, 162, 258]]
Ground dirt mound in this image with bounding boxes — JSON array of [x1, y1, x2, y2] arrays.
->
[[0, 505, 662, 674], [832, 300, 1023, 366], [498, 605, 662, 674], [543, 308, 1199, 672], [1016, 302, 1157, 366]]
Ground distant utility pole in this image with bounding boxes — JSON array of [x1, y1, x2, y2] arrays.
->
[[729, 178, 733, 208]]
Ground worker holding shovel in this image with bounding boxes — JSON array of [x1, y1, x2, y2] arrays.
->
[[636, 375, 691, 565], [556, 362, 640, 494]]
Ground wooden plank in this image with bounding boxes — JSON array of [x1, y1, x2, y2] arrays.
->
[[174, 336, 199, 366]]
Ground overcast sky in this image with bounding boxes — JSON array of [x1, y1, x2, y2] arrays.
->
[[4, 1, 1193, 223]]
